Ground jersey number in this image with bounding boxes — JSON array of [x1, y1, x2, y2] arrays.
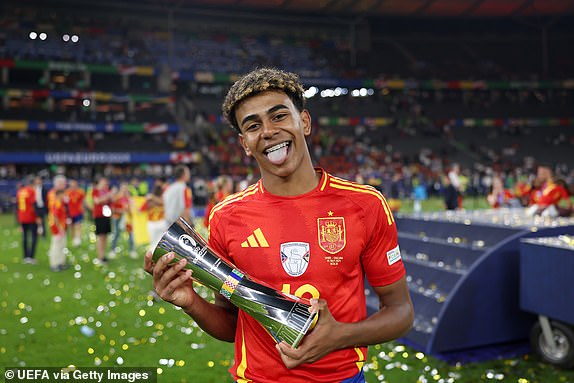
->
[[281, 284, 320, 300]]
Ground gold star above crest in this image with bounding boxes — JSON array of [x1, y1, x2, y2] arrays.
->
[[328, 211, 334, 216]]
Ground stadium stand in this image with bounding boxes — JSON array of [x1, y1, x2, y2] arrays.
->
[[0, 2, 573, 207]]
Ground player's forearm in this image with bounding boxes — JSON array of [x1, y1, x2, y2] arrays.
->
[[182, 297, 237, 342], [337, 302, 413, 349]]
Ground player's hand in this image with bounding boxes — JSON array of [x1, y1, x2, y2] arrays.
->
[[144, 251, 197, 310], [275, 299, 344, 369]]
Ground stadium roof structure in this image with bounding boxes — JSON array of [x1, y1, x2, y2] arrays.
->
[[12, 0, 574, 18], [165, 0, 574, 17]]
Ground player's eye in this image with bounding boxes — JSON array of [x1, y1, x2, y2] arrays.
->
[[244, 123, 260, 132], [272, 113, 287, 121]]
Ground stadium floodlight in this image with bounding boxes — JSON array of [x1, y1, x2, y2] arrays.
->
[[367, 89, 374, 96], [39, 32, 47, 40], [359, 88, 367, 97], [82, 99, 91, 107], [29, 31, 37, 40], [303, 86, 318, 99], [71, 35, 79, 43], [62, 34, 70, 42], [351, 89, 360, 97]]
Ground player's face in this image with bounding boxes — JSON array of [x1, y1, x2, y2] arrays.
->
[[235, 90, 312, 179]]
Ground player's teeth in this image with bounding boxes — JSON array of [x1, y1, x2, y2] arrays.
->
[[266, 142, 288, 153]]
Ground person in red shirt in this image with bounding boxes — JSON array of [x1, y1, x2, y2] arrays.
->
[[528, 165, 572, 217], [66, 179, 86, 247], [92, 176, 114, 264], [16, 177, 38, 264], [48, 189, 68, 271], [487, 176, 514, 208], [47, 174, 67, 213], [145, 68, 414, 383]]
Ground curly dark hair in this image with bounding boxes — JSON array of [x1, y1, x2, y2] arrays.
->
[[222, 67, 306, 133]]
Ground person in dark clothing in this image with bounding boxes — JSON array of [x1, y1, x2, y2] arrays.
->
[[443, 175, 458, 210], [33, 176, 48, 237]]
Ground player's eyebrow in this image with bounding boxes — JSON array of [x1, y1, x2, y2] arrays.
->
[[240, 104, 289, 127]]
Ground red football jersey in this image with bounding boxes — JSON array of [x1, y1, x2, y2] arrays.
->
[[16, 186, 37, 224], [66, 188, 86, 217], [140, 200, 165, 221], [92, 187, 111, 218], [536, 182, 569, 207], [49, 197, 67, 235], [208, 169, 405, 383]]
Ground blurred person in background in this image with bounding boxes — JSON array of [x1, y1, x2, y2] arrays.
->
[[215, 175, 234, 202], [66, 179, 86, 247], [33, 175, 48, 237], [443, 175, 458, 210], [555, 179, 573, 217], [204, 175, 234, 228], [140, 184, 167, 251], [47, 174, 68, 212], [153, 176, 168, 192], [48, 189, 68, 272], [163, 165, 192, 225], [411, 176, 428, 214], [129, 177, 149, 197], [487, 176, 514, 208], [110, 182, 136, 258], [92, 176, 114, 264], [527, 165, 572, 217], [448, 163, 463, 209], [17, 177, 38, 264]]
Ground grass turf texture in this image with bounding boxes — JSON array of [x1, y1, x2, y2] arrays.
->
[[1, 200, 573, 383]]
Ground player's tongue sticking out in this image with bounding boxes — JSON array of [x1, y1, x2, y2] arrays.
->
[[266, 142, 289, 165]]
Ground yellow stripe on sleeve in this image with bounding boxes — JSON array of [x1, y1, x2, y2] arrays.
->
[[329, 182, 394, 225]]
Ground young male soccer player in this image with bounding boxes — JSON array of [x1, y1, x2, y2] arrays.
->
[[145, 68, 414, 383]]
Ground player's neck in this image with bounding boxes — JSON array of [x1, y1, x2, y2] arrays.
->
[[261, 162, 320, 197]]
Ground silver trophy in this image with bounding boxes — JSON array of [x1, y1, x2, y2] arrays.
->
[[152, 217, 318, 348]]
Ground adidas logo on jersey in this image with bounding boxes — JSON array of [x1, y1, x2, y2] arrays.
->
[[241, 228, 269, 248]]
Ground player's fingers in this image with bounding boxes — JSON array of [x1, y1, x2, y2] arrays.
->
[[310, 298, 327, 313], [156, 258, 188, 288], [143, 251, 155, 274], [276, 342, 303, 360], [275, 343, 302, 369], [160, 269, 192, 302], [152, 252, 175, 279]]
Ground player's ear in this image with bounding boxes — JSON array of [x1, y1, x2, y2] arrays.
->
[[300, 110, 312, 136], [239, 135, 252, 156]]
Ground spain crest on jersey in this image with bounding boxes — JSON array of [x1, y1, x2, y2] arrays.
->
[[280, 242, 310, 277], [317, 217, 346, 254]]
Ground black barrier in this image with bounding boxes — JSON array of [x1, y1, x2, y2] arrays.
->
[[366, 209, 574, 355]]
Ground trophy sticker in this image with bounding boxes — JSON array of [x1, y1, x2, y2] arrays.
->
[[152, 217, 318, 348]]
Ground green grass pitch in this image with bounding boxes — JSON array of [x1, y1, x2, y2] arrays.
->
[[1, 205, 572, 382]]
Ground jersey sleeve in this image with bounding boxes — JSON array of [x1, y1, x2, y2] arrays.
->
[[184, 187, 193, 209], [207, 208, 232, 263], [361, 194, 406, 287], [538, 185, 562, 206]]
